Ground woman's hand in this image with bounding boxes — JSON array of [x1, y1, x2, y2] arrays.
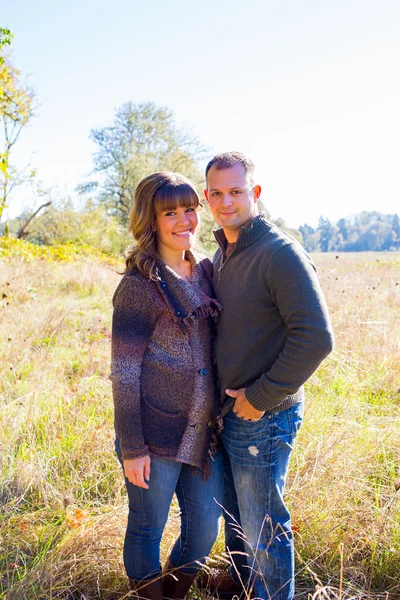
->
[[123, 456, 151, 489]]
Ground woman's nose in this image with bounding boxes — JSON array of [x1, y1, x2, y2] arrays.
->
[[175, 211, 191, 227]]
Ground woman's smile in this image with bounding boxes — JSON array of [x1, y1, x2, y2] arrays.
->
[[155, 206, 199, 255]]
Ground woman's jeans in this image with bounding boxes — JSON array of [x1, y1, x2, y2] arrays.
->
[[115, 439, 223, 581], [220, 402, 304, 600]]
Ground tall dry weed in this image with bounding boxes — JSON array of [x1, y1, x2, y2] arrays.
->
[[1, 252, 400, 598]]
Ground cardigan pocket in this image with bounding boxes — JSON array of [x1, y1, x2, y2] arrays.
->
[[141, 397, 187, 450], [142, 396, 184, 418]]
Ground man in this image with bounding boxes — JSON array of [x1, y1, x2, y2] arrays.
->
[[203, 152, 334, 600]]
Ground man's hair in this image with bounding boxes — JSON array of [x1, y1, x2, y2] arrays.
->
[[205, 151, 255, 185]]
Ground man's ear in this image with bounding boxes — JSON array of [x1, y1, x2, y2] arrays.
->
[[204, 189, 209, 203], [253, 185, 261, 201]]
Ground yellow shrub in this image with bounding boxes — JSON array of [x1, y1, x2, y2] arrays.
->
[[0, 236, 120, 265]]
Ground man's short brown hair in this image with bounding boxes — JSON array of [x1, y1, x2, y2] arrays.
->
[[205, 151, 255, 185]]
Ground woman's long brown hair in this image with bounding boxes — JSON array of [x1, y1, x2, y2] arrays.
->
[[125, 172, 201, 280]]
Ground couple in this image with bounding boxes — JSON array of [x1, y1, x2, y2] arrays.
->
[[110, 151, 334, 600]]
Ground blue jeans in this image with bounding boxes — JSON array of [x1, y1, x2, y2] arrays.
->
[[220, 402, 304, 600], [115, 439, 223, 580]]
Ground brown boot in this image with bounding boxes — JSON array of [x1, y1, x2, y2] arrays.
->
[[196, 568, 245, 598], [163, 559, 198, 600], [128, 575, 163, 600]]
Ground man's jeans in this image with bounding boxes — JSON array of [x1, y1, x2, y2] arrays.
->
[[221, 402, 304, 600], [115, 439, 223, 580]]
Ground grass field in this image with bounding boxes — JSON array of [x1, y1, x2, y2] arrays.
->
[[1, 251, 400, 599]]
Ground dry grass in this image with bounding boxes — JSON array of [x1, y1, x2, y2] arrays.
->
[[1, 252, 400, 599]]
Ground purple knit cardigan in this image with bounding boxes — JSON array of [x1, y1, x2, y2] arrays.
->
[[110, 252, 222, 473]]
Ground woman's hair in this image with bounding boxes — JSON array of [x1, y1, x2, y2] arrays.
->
[[125, 172, 201, 279]]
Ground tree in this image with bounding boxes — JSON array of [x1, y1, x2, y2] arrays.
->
[[357, 221, 395, 251], [85, 102, 206, 225], [299, 223, 319, 252], [392, 213, 400, 239], [318, 216, 335, 252], [0, 29, 35, 221]]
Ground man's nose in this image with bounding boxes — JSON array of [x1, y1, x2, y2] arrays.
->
[[220, 193, 233, 205]]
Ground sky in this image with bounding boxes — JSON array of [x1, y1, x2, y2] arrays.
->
[[2, 0, 400, 228]]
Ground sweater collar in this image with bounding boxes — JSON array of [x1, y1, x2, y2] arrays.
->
[[153, 251, 222, 329], [213, 213, 271, 252]]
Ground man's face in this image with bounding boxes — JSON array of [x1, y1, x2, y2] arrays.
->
[[204, 163, 261, 240]]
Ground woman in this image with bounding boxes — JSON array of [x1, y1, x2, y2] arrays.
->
[[110, 172, 223, 600]]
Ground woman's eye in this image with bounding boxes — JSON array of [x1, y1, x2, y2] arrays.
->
[[165, 211, 176, 216], [186, 207, 195, 213]]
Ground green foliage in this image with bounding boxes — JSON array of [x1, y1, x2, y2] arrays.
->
[[0, 28, 13, 61], [0, 29, 35, 220], [85, 101, 207, 225], [27, 199, 129, 255]]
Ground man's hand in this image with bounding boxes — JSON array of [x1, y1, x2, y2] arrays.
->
[[226, 388, 265, 421], [123, 455, 151, 489]]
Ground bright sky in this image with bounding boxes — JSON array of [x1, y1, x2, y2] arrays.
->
[[2, 0, 400, 228]]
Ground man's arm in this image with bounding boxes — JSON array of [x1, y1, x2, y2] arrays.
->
[[244, 243, 334, 413]]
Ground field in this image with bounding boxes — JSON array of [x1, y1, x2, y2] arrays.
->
[[1, 251, 400, 599]]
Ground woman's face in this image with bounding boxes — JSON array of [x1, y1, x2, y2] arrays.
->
[[154, 204, 199, 256]]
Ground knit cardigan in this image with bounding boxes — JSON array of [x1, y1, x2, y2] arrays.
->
[[110, 251, 222, 472]]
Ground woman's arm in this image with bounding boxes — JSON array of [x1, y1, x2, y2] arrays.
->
[[110, 275, 157, 461]]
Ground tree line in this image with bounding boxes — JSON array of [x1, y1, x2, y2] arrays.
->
[[1, 29, 399, 255], [299, 213, 400, 253]]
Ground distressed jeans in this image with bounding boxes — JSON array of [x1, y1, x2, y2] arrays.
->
[[220, 402, 304, 600], [115, 439, 223, 580]]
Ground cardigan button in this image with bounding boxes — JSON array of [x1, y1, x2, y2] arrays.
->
[[207, 420, 215, 428], [199, 368, 207, 375], [194, 424, 201, 432]]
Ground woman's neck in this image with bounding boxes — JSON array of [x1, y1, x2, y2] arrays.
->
[[157, 248, 186, 268], [157, 248, 191, 279]]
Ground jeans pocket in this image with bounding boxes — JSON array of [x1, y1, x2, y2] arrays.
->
[[229, 409, 265, 425], [287, 402, 304, 443]]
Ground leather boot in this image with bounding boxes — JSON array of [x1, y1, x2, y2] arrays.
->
[[196, 568, 245, 598], [128, 575, 163, 600], [163, 559, 198, 600]]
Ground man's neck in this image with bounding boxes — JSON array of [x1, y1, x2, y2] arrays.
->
[[223, 230, 239, 244], [222, 214, 257, 243]]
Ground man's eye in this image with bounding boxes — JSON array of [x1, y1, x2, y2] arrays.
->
[[211, 192, 220, 197]]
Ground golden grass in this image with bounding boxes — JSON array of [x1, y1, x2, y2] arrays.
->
[[1, 252, 400, 599]]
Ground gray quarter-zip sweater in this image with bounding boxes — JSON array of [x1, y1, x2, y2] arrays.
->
[[213, 214, 334, 415]]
